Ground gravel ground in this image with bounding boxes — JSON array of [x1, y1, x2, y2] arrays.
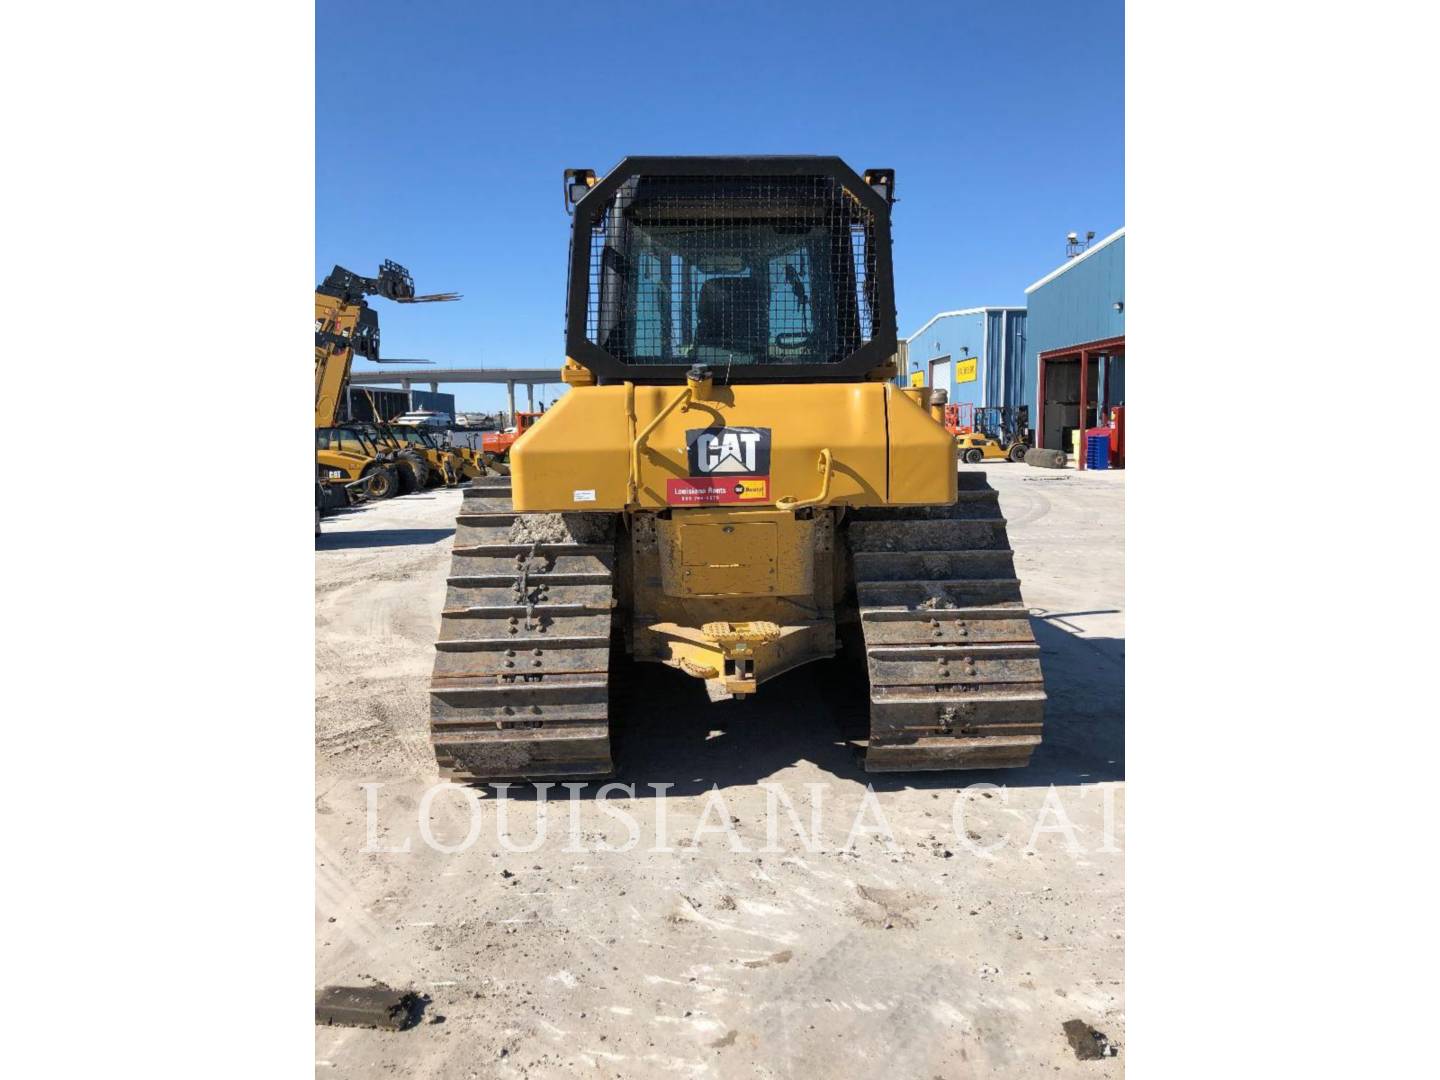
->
[[315, 463, 1125, 1077]]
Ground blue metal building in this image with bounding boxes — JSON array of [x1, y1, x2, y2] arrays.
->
[[1023, 228, 1125, 455], [901, 307, 1030, 423]]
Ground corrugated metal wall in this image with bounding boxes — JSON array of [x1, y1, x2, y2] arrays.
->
[[1004, 308, 1032, 422], [903, 308, 1028, 415], [1025, 233, 1125, 356]]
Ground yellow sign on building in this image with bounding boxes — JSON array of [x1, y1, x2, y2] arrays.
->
[[908, 370, 925, 387], [955, 358, 978, 384]]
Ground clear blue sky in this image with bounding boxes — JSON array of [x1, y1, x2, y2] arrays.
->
[[317, 0, 1123, 412]]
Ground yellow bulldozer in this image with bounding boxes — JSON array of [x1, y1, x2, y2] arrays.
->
[[429, 157, 1045, 779]]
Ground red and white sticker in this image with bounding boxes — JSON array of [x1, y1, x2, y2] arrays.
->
[[666, 476, 770, 506]]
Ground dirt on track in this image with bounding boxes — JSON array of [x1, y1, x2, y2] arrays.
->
[[315, 465, 1125, 1078]]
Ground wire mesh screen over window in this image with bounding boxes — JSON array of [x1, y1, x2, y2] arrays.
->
[[584, 174, 877, 367]]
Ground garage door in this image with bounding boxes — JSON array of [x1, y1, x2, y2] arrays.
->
[[928, 355, 952, 391]]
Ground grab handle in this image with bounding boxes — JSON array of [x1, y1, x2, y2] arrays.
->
[[775, 448, 833, 511]]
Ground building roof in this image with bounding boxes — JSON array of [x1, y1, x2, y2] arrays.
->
[[904, 306, 1026, 344], [1024, 227, 1126, 295]]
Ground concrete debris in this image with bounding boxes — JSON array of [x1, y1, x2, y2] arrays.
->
[[315, 985, 428, 1031], [508, 514, 568, 543], [1062, 1019, 1118, 1060]]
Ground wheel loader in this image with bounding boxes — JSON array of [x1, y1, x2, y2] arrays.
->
[[430, 157, 1045, 779]]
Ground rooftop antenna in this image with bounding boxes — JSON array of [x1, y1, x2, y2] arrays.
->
[[1066, 230, 1097, 259]]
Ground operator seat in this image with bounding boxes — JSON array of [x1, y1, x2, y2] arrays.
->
[[695, 276, 765, 361]]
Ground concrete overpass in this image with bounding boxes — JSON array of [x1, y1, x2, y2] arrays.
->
[[348, 366, 563, 417]]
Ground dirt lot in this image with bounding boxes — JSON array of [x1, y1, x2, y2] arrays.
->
[[315, 463, 1124, 1077]]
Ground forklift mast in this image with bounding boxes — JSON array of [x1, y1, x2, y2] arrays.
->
[[313, 261, 459, 429]]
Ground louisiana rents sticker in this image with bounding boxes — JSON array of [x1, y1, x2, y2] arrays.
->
[[667, 427, 773, 505], [666, 477, 770, 505]]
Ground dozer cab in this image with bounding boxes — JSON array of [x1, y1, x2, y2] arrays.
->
[[430, 157, 1046, 779]]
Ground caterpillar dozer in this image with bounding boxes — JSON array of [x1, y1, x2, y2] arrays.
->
[[430, 157, 1045, 779]]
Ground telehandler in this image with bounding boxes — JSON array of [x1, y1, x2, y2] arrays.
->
[[430, 157, 1045, 779], [316, 425, 401, 501], [314, 260, 457, 493], [383, 422, 467, 487], [357, 390, 463, 490]]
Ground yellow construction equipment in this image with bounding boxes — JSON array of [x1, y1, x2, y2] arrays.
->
[[955, 431, 1029, 464], [430, 157, 1045, 779], [356, 390, 465, 490], [316, 425, 401, 501], [314, 260, 458, 496]]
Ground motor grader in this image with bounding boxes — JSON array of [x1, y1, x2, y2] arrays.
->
[[430, 157, 1045, 780]]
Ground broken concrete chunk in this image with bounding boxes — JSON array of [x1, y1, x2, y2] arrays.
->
[[315, 985, 427, 1031], [1062, 1018, 1118, 1060]]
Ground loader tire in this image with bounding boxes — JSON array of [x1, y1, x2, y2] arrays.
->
[[364, 464, 400, 500], [1008, 442, 1029, 463], [964, 447, 984, 464], [397, 452, 429, 493]]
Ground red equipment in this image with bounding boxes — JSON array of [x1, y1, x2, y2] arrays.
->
[[482, 410, 543, 458], [942, 402, 974, 436]]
